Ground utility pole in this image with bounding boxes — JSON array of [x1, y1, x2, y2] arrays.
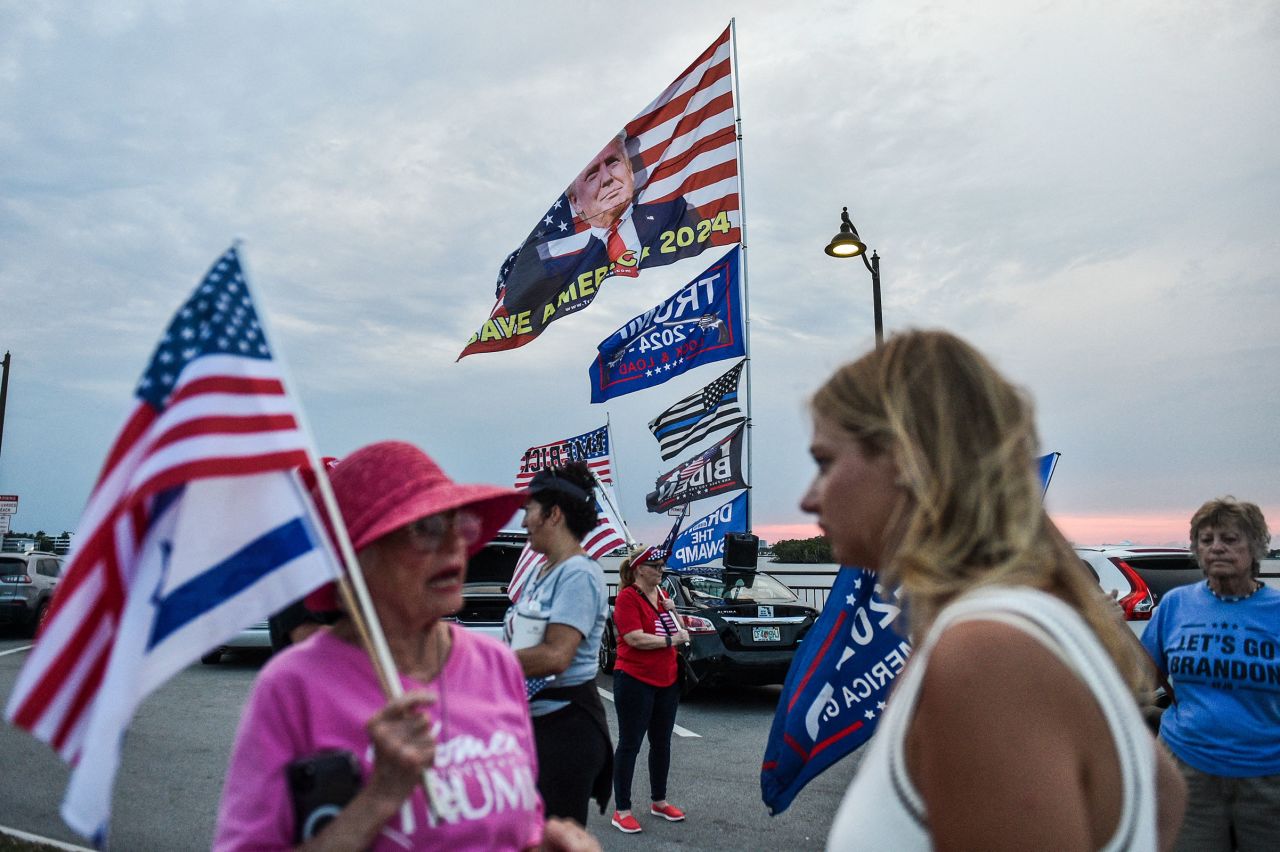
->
[[0, 351, 10, 462]]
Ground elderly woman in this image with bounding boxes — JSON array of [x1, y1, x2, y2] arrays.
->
[[608, 544, 690, 834], [804, 331, 1186, 851], [509, 461, 612, 826], [1141, 497, 1279, 851], [213, 441, 598, 852]]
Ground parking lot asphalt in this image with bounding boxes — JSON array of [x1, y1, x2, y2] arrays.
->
[[0, 630, 860, 851]]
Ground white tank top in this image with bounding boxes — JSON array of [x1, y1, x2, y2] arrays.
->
[[827, 586, 1157, 851]]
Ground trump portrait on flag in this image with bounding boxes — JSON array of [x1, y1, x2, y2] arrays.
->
[[460, 26, 740, 358]]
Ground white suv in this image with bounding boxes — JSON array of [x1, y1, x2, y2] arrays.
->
[[1076, 546, 1201, 638], [0, 550, 64, 636]]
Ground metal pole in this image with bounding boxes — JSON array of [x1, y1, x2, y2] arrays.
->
[[0, 351, 10, 461], [729, 17, 753, 533], [866, 251, 883, 349]]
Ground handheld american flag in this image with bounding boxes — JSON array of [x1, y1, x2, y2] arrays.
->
[[3, 247, 339, 842], [460, 26, 740, 357]]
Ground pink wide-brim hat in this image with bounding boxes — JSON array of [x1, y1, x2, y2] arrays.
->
[[304, 440, 525, 612]]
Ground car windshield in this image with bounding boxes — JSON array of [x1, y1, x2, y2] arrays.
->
[[680, 572, 798, 604]]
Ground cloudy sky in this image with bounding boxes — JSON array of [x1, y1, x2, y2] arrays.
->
[[1, 0, 1276, 550]]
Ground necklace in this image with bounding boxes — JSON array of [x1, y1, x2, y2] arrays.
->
[[1206, 579, 1262, 602]]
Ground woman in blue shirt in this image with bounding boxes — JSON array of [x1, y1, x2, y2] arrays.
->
[[1142, 497, 1279, 851]]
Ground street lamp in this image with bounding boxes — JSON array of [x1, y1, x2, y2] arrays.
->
[[824, 207, 883, 349]]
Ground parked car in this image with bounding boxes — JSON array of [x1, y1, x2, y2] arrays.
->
[[201, 619, 272, 664], [0, 550, 64, 636], [1076, 545, 1201, 638], [599, 568, 819, 690], [447, 529, 527, 640]]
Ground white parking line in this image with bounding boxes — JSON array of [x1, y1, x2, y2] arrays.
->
[[0, 824, 95, 851], [597, 686, 702, 738], [0, 644, 33, 658]]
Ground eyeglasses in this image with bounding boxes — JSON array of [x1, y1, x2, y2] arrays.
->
[[404, 510, 483, 553]]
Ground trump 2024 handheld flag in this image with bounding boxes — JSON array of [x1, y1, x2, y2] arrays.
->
[[666, 492, 748, 572], [759, 452, 1064, 814], [460, 26, 740, 358], [588, 246, 744, 403], [3, 247, 339, 842], [645, 422, 747, 513]]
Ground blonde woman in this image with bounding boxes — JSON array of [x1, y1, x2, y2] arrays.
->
[[803, 330, 1186, 851]]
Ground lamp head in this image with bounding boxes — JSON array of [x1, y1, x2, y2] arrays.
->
[[824, 207, 867, 258]]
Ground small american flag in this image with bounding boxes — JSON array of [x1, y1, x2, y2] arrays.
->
[[514, 425, 613, 489], [4, 246, 337, 840]]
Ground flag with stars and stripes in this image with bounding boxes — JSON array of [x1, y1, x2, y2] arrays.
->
[[4, 246, 339, 843], [514, 425, 614, 489], [649, 358, 746, 461], [588, 247, 743, 403], [460, 25, 741, 359]]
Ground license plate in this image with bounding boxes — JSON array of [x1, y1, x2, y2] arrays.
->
[[752, 626, 781, 642]]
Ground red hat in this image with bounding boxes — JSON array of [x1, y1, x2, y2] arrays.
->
[[304, 441, 525, 612]]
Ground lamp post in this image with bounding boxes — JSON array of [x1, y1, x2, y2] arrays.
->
[[824, 207, 883, 349]]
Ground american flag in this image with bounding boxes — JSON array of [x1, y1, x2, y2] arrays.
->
[[514, 425, 613, 489], [507, 480, 628, 604], [649, 359, 746, 461], [462, 26, 740, 358], [4, 247, 337, 840]]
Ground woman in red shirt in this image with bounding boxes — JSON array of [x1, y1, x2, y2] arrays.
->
[[609, 544, 690, 834]]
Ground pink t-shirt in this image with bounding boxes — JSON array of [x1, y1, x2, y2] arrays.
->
[[213, 625, 543, 851]]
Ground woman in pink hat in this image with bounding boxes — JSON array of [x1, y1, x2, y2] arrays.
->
[[213, 441, 599, 852]]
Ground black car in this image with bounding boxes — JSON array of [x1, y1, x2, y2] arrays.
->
[[446, 530, 528, 639], [599, 568, 818, 690]]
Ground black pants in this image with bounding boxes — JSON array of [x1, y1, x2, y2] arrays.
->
[[533, 701, 612, 825], [612, 669, 681, 811]]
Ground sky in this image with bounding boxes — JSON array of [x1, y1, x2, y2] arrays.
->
[[1, 0, 1277, 550]]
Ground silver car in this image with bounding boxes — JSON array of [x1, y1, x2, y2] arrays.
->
[[0, 550, 63, 636]]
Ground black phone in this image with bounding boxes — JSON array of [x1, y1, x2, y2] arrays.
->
[[286, 749, 362, 842]]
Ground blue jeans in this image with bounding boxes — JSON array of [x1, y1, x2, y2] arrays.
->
[[612, 669, 681, 811]]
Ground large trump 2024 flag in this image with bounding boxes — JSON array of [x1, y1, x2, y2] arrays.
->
[[4, 248, 339, 842], [588, 247, 744, 403], [459, 26, 740, 358]]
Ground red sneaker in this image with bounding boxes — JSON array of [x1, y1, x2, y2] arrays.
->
[[650, 802, 686, 822], [611, 811, 643, 833]]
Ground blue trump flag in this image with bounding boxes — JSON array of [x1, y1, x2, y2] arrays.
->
[[666, 492, 749, 572], [760, 452, 1061, 814], [588, 246, 744, 403], [760, 570, 908, 815]]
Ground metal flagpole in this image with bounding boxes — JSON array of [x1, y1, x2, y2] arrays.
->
[[235, 241, 438, 817], [729, 17, 754, 532]]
